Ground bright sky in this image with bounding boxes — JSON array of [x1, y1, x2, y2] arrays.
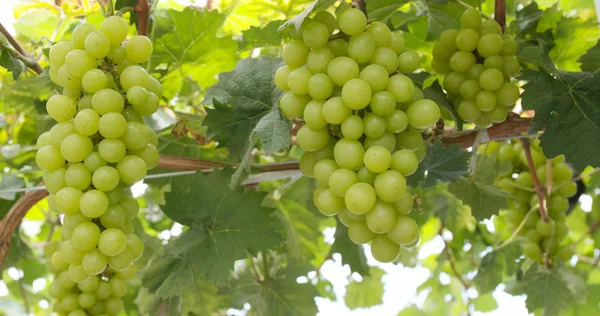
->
[[0, 0, 537, 315]]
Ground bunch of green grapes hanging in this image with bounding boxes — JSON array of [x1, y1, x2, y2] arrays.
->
[[483, 140, 577, 263], [276, 8, 442, 263], [432, 8, 520, 126], [37, 15, 161, 316]]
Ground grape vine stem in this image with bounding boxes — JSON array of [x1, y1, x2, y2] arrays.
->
[[439, 226, 472, 315], [135, 0, 150, 36], [494, 0, 506, 30], [520, 138, 550, 222], [0, 23, 44, 75]]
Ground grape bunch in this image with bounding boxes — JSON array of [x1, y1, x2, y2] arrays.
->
[[432, 8, 520, 126], [37, 15, 161, 316], [276, 8, 441, 263], [483, 139, 576, 263]]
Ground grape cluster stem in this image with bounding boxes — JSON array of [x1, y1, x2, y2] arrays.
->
[[519, 138, 550, 222], [135, 0, 151, 36]]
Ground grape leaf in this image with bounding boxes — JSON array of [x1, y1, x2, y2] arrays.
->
[[152, 8, 238, 89], [241, 20, 285, 48], [419, 184, 474, 233], [161, 168, 284, 285], [473, 293, 498, 312], [473, 243, 521, 294], [510, 2, 543, 36], [408, 141, 470, 188], [505, 263, 587, 316], [422, 80, 463, 130], [0, 49, 24, 80], [344, 267, 385, 310], [426, 8, 459, 41], [366, 0, 410, 21], [549, 16, 599, 71], [203, 57, 290, 161], [579, 41, 600, 72], [448, 155, 509, 221], [330, 221, 370, 276], [280, 0, 337, 32], [517, 43, 557, 74], [141, 254, 195, 299], [520, 67, 600, 172]]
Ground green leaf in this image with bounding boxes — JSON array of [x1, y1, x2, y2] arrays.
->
[[141, 254, 195, 298], [161, 168, 284, 285], [0, 50, 24, 80], [180, 280, 221, 316], [549, 16, 600, 71], [280, 0, 338, 32], [473, 243, 521, 294], [473, 293, 498, 312], [330, 221, 370, 276], [367, 0, 410, 22], [579, 41, 600, 72], [419, 184, 474, 233], [448, 155, 509, 221], [241, 20, 285, 48], [203, 57, 290, 160], [519, 68, 600, 172], [426, 8, 459, 41], [408, 142, 470, 188], [153, 8, 238, 88], [0, 174, 25, 200], [344, 267, 385, 310], [516, 43, 557, 75], [422, 80, 463, 130], [505, 263, 587, 316]]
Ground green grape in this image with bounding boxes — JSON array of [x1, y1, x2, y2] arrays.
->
[[117, 264, 137, 280], [371, 47, 398, 74], [82, 249, 108, 275], [322, 96, 352, 124], [287, 67, 311, 95], [73, 108, 100, 136], [125, 234, 144, 261], [106, 185, 125, 204], [338, 8, 367, 36], [370, 91, 396, 116], [303, 100, 328, 129], [387, 215, 419, 245], [37, 132, 52, 149], [59, 293, 80, 312], [43, 168, 67, 194], [62, 87, 81, 100], [84, 31, 111, 59], [131, 144, 159, 170], [326, 39, 348, 57], [391, 149, 418, 176], [502, 36, 517, 56], [98, 139, 127, 163], [329, 169, 359, 197], [50, 42, 74, 65], [364, 132, 396, 152], [306, 47, 334, 74], [79, 190, 109, 218], [374, 170, 406, 203], [282, 40, 310, 68], [455, 28, 479, 52], [296, 125, 330, 151], [126, 86, 149, 109], [385, 109, 409, 133], [363, 112, 387, 138], [72, 23, 97, 49], [555, 181, 577, 197], [120, 122, 149, 150], [389, 31, 405, 54], [78, 275, 100, 293], [303, 21, 329, 49], [479, 19, 502, 36], [108, 248, 133, 271], [116, 155, 147, 184], [125, 35, 153, 63], [316, 189, 345, 215], [44, 240, 60, 257], [468, 64, 485, 80], [274, 65, 291, 90], [477, 33, 503, 57], [357, 166, 376, 185], [56, 64, 82, 89], [104, 296, 124, 315], [484, 55, 504, 70], [459, 79, 481, 101], [521, 242, 543, 261], [432, 58, 453, 75], [49, 281, 70, 299], [461, 8, 482, 29], [475, 90, 497, 111], [71, 222, 101, 252], [406, 99, 441, 129], [55, 187, 83, 214], [98, 112, 127, 139], [146, 126, 159, 147], [50, 123, 76, 150], [478, 68, 504, 91], [432, 43, 454, 62], [505, 209, 524, 224], [98, 228, 126, 256], [396, 128, 423, 151], [108, 45, 127, 64], [78, 293, 96, 309], [397, 51, 420, 73], [313, 159, 339, 187], [341, 115, 364, 140], [299, 152, 318, 177], [96, 281, 112, 299], [449, 51, 476, 72], [121, 65, 151, 91], [365, 200, 396, 233], [313, 11, 336, 34], [440, 29, 459, 50], [92, 166, 120, 191], [553, 163, 573, 182], [60, 133, 93, 162], [536, 219, 555, 237], [497, 143, 516, 161], [487, 104, 509, 123], [386, 74, 414, 103], [52, 251, 70, 271], [327, 56, 359, 86], [334, 138, 365, 170], [63, 212, 90, 228], [279, 91, 311, 118], [101, 16, 128, 45], [503, 56, 520, 76], [345, 183, 377, 214], [366, 21, 391, 47], [307, 73, 334, 100], [65, 50, 97, 78], [78, 94, 93, 110], [443, 72, 468, 95], [394, 191, 413, 215], [359, 64, 389, 93], [92, 89, 125, 115], [458, 100, 482, 122], [65, 163, 92, 190], [47, 95, 77, 122], [370, 235, 400, 263], [363, 146, 392, 173], [59, 240, 84, 265]]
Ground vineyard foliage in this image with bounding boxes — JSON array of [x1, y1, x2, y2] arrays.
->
[[1, 0, 600, 315]]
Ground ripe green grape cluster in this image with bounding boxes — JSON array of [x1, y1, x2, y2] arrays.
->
[[483, 139, 576, 263], [432, 8, 520, 126], [38, 15, 161, 316], [276, 8, 441, 263]]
